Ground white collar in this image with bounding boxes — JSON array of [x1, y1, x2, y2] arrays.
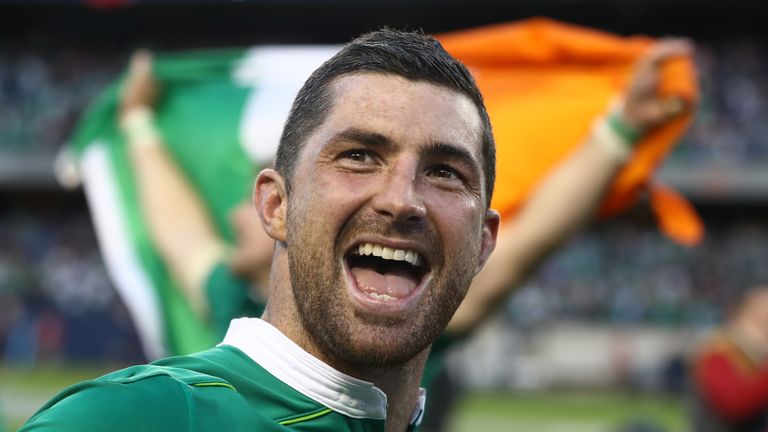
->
[[220, 318, 426, 425]]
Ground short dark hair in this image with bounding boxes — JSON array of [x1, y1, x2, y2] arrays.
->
[[275, 28, 496, 207]]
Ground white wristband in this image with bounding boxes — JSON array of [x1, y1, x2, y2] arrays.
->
[[591, 116, 633, 162], [119, 106, 161, 146]]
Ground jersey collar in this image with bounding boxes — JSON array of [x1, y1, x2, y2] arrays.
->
[[220, 318, 426, 424]]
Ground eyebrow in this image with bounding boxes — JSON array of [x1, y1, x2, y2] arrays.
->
[[330, 127, 481, 177], [421, 141, 480, 173], [332, 128, 393, 149]]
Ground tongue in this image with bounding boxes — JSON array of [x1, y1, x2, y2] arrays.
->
[[350, 266, 419, 299]]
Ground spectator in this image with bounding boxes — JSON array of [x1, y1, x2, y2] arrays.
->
[[690, 285, 768, 432]]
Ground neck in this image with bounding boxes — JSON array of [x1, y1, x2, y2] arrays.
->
[[248, 268, 271, 300], [364, 353, 428, 432]]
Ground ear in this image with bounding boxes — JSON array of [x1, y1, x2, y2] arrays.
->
[[476, 209, 500, 273], [253, 168, 288, 243]]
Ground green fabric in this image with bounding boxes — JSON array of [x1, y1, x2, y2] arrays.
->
[[21, 346, 392, 432], [71, 49, 255, 241], [68, 49, 259, 356], [205, 262, 265, 338]]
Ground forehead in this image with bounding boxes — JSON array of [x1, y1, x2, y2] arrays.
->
[[311, 73, 483, 158]]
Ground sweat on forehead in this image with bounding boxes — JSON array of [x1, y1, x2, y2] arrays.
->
[[274, 28, 496, 207]]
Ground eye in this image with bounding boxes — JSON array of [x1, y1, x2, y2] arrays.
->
[[340, 149, 374, 163], [427, 164, 464, 182], [335, 149, 381, 172]]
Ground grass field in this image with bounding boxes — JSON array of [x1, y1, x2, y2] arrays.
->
[[447, 391, 685, 432], [1, 365, 686, 431]]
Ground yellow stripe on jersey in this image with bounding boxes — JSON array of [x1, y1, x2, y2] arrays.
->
[[192, 382, 236, 391], [278, 408, 334, 426]]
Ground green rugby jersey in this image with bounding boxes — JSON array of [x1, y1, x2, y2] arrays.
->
[[205, 262, 265, 338], [21, 318, 425, 431]]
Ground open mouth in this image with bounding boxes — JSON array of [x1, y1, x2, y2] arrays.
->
[[345, 242, 431, 305]]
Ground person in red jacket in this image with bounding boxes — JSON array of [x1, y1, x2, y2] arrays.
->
[[691, 285, 768, 432]]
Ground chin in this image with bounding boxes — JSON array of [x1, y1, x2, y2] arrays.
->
[[338, 339, 428, 368], [326, 316, 438, 367]]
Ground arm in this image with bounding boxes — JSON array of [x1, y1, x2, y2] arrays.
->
[[120, 51, 227, 317], [447, 38, 695, 335]]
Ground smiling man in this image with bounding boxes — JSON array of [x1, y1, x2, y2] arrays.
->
[[21, 29, 498, 432], [263, 71, 497, 367]]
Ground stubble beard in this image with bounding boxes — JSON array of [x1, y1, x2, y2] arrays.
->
[[286, 208, 480, 368]]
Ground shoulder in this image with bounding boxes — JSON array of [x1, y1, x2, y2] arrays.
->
[[21, 365, 191, 431], [21, 361, 254, 432]]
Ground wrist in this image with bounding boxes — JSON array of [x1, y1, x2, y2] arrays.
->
[[607, 109, 644, 146], [591, 115, 634, 162], [119, 106, 161, 146]]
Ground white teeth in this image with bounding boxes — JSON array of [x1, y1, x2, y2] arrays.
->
[[366, 292, 396, 301], [353, 242, 422, 267], [381, 247, 394, 259]]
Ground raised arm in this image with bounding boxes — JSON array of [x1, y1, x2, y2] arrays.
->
[[447, 38, 695, 335], [119, 50, 228, 317]]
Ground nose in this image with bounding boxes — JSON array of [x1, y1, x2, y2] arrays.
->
[[371, 161, 427, 224]]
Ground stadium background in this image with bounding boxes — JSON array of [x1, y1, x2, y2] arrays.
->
[[1, 0, 768, 430]]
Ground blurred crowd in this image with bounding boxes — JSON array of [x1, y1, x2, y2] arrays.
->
[[0, 48, 120, 154], [2, 41, 768, 165], [671, 41, 768, 165], [0, 208, 144, 366], [509, 217, 768, 329]]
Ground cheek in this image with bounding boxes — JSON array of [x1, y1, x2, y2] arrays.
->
[[426, 197, 484, 255], [427, 192, 483, 231], [328, 171, 380, 193], [295, 173, 373, 231]]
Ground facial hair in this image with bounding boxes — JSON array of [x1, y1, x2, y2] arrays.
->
[[286, 204, 481, 367]]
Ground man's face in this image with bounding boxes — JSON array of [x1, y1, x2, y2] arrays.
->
[[285, 73, 497, 366]]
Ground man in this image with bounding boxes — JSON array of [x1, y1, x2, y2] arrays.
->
[[22, 28, 691, 431], [691, 285, 768, 432], [118, 49, 273, 339], [22, 28, 500, 432]]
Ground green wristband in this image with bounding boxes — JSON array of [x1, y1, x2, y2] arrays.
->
[[607, 111, 643, 146]]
